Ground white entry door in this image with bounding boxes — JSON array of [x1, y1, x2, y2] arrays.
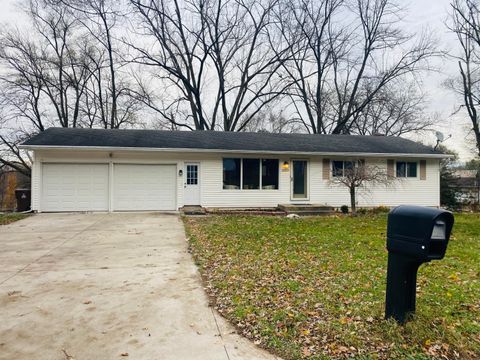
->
[[184, 163, 200, 205]]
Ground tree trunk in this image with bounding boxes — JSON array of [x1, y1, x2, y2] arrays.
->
[[350, 186, 356, 215], [475, 126, 480, 157]]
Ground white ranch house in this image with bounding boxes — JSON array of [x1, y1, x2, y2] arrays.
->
[[21, 128, 448, 212]]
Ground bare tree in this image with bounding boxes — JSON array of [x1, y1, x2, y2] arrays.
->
[[279, 0, 437, 135], [0, 1, 95, 129], [448, 0, 480, 156], [276, 0, 343, 134], [0, 130, 32, 177], [329, 160, 397, 214], [0, 32, 47, 133], [0, 0, 95, 173], [241, 110, 304, 133], [351, 80, 433, 136], [128, 0, 291, 131], [0, 0, 142, 175], [28, 0, 97, 128], [56, 0, 134, 129]]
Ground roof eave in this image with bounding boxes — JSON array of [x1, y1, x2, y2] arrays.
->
[[19, 144, 451, 159]]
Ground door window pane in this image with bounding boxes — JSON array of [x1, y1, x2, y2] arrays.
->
[[262, 159, 278, 189], [186, 165, 198, 185], [242, 159, 260, 189], [223, 158, 240, 189]]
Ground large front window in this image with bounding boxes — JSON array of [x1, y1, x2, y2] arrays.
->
[[223, 158, 279, 190], [261, 159, 279, 190], [242, 159, 260, 189], [223, 158, 241, 189]]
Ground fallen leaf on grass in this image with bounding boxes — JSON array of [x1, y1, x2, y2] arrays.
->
[[302, 347, 312, 356], [448, 274, 460, 282], [184, 215, 479, 360], [302, 329, 310, 335]]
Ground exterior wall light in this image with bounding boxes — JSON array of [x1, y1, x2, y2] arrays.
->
[[178, 169, 183, 176], [281, 161, 289, 171]]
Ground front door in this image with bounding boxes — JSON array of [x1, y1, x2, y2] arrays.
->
[[184, 163, 200, 205], [291, 160, 308, 200]]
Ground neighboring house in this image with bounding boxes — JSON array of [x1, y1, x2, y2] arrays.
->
[[20, 128, 448, 212], [0, 165, 31, 211], [452, 169, 480, 205]]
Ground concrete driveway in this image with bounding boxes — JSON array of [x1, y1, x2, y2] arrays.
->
[[0, 213, 278, 360]]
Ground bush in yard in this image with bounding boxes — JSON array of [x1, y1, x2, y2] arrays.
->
[[369, 206, 390, 214], [437, 145, 461, 210], [340, 205, 349, 214], [356, 207, 368, 215]]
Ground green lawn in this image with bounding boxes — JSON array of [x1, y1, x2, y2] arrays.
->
[[0, 213, 30, 225], [185, 213, 480, 359]]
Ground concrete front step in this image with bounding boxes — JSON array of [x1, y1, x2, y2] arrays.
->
[[285, 210, 335, 216], [181, 206, 207, 215], [278, 204, 335, 214]]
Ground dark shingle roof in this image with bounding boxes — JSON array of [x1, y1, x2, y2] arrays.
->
[[21, 128, 445, 157]]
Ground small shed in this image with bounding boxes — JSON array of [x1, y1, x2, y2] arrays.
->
[[452, 169, 480, 206], [0, 165, 31, 211]]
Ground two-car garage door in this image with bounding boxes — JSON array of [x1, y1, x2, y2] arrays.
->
[[41, 163, 176, 212]]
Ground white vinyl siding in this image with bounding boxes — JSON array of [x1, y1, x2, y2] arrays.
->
[[113, 164, 176, 211], [310, 157, 440, 207], [31, 150, 441, 211]]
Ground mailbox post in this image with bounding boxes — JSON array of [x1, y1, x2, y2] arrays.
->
[[385, 205, 454, 323]]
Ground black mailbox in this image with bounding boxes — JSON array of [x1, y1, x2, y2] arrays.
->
[[385, 205, 454, 323]]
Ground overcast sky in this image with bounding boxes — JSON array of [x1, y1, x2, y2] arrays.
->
[[0, 0, 476, 161]]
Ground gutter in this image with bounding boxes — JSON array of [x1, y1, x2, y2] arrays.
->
[[18, 144, 452, 159], [19, 144, 453, 159]]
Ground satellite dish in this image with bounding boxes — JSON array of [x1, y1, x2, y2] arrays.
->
[[435, 131, 445, 142]]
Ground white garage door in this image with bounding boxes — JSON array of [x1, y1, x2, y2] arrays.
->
[[42, 163, 109, 212], [113, 164, 176, 211]]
